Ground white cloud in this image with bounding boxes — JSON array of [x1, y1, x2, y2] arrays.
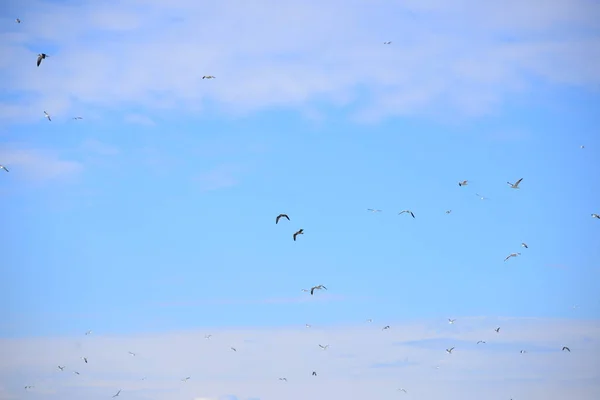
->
[[1, 317, 599, 400], [0, 145, 83, 182], [1, 0, 599, 123]]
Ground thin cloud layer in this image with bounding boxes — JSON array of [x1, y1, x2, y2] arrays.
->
[[2, 0, 599, 123], [1, 317, 598, 400]]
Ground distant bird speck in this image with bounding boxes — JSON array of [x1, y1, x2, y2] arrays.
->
[[0, 165, 9, 172], [398, 388, 407, 393], [112, 390, 121, 398], [231, 347, 237, 352], [383, 41, 392, 44], [278, 377, 287, 382], [81, 357, 87, 363], [448, 318, 456, 324], [591, 214, 600, 219], [276, 213, 290, 224], [181, 377, 190, 382], [458, 180, 468, 186], [562, 346, 571, 352], [312, 371, 317, 376], [446, 347, 455, 354], [43, 111, 51, 121], [477, 341, 486, 344], [504, 252, 521, 262], [446, 210, 452, 214], [367, 208, 382, 213], [495, 327, 501, 333], [202, 75, 216, 79], [128, 352, 136, 356], [319, 344, 329, 350], [398, 210, 415, 218], [520, 350, 527, 354], [475, 193, 490, 200], [57, 366, 65, 371], [72, 116, 83, 120], [205, 335, 212, 339], [85, 330, 92, 335], [293, 228, 304, 241], [382, 325, 390, 330], [24, 386, 34, 389], [16, 18, 21, 23]]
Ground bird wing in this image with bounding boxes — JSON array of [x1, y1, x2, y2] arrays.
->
[[310, 287, 315, 295], [293, 232, 298, 241], [276, 215, 281, 224], [284, 214, 290, 220], [515, 178, 523, 186], [37, 55, 42, 66], [410, 211, 415, 218]]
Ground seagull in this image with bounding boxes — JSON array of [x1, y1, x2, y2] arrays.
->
[[477, 341, 486, 344], [382, 325, 390, 330], [562, 346, 570, 352], [202, 75, 216, 79], [319, 344, 329, 350], [592, 214, 600, 219], [504, 252, 521, 262], [495, 327, 501, 333], [276, 214, 290, 224], [520, 350, 527, 354], [398, 388, 407, 393], [230, 347, 237, 352], [507, 178, 523, 189], [0, 165, 9, 172], [383, 41, 392, 44], [81, 357, 88, 363], [73, 371, 80, 375], [37, 53, 49, 67], [57, 366, 65, 371], [24, 386, 34, 389], [16, 19, 21, 23], [305, 323, 311, 328], [458, 180, 468, 186], [128, 351, 136, 356], [446, 347, 455, 354], [398, 210, 415, 218], [446, 210, 452, 214], [112, 390, 121, 398], [448, 319, 456, 324], [43, 111, 51, 121], [310, 284, 327, 295], [366, 318, 373, 323], [521, 242, 528, 249], [278, 377, 287, 382], [367, 208, 382, 213], [312, 371, 317, 376], [85, 330, 92, 335], [181, 377, 190, 382], [293, 228, 304, 241], [475, 193, 490, 200], [204, 335, 212, 339], [72, 116, 83, 120]]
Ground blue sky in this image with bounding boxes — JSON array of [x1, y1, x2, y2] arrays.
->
[[1, 0, 600, 399]]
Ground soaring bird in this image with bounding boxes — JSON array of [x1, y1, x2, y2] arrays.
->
[[202, 75, 216, 79], [305, 323, 311, 328], [57, 366, 65, 371], [16, 18, 21, 23], [181, 377, 190, 382], [0, 165, 9, 172], [398, 210, 415, 218], [128, 351, 136, 356], [521, 242, 528, 249], [72, 116, 83, 120], [278, 377, 287, 382], [477, 341, 486, 344], [504, 252, 521, 262], [475, 193, 490, 200], [592, 214, 600, 219], [73, 371, 80, 375], [301, 288, 309, 292], [520, 350, 527, 354], [24, 386, 34, 389], [495, 327, 501, 333], [205, 335, 212, 339], [310, 284, 327, 295], [276, 214, 290, 224], [37, 53, 49, 67], [85, 330, 92, 335], [366, 318, 373, 323], [507, 178, 523, 189], [383, 41, 392, 44], [230, 347, 237, 352], [43, 111, 51, 121], [446, 347, 454, 354], [448, 319, 456, 324], [398, 388, 407, 393], [312, 371, 317, 376], [81, 357, 88, 363], [562, 346, 571, 352], [458, 180, 468, 186], [319, 344, 329, 350], [293, 229, 304, 241], [367, 208, 382, 213], [382, 325, 390, 330], [446, 210, 452, 214], [112, 390, 121, 398]]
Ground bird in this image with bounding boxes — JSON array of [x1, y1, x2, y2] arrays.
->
[[278, 377, 287, 382], [448, 319, 456, 324], [81, 357, 88, 363], [398, 210, 415, 218], [382, 325, 390, 330], [57, 366, 65, 371], [562, 346, 571, 352], [475, 193, 490, 200], [202, 75, 216, 79], [276, 214, 290, 224], [72, 116, 83, 120], [37, 53, 49, 67], [128, 351, 136, 356], [521, 242, 528, 249], [319, 344, 329, 350], [230, 347, 237, 352], [310, 284, 327, 295], [73, 371, 80, 375], [383, 41, 392, 44], [504, 252, 521, 262], [446, 347, 455, 354], [592, 214, 600, 219], [366, 318, 373, 323], [16, 18, 21, 23], [520, 350, 527, 354], [181, 377, 190, 382], [477, 341, 486, 344], [43, 111, 51, 121], [581, 145, 585, 149], [495, 327, 501, 333], [312, 371, 317, 376], [398, 388, 407, 393], [24, 386, 34, 389], [507, 178, 523, 189], [458, 180, 468, 186], [367, 208, 382, 213], [85, 330, 92, 335], [445, 210, 452, 214], [0, 165, 9, 172], [204, 335, 212, 339], [112, 390, 121, 398], [305, 324, 311, 328], [293, 229, 304, 241]]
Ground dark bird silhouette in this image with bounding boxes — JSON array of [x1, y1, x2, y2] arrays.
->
[[398, 210, 415, 218], [293, 229, 304, 241], [0, 165, 9, 172], [276, 214, 290, 224], [310, 284, 327, 295], [37, 53, 49, 67], [562, 346, 570, 352], [112, 390, 121, 398], [495, 327, 501, 333], [312, 371, 317, 376]]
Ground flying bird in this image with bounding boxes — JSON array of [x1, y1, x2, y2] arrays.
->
[[310, 284, 327, 295], [562, 346, 571, 352], [24, 386, 34, 389], [504, 252, 521, 262], [446, 210, 452, 214], [383, 41, 392, 44], [366, 318, 373, 323], [276, 214, 290, 224], [181, 377, 190, 382], [278, 377, 287, 382], [0, 165, 9, 172], [305, 323, 311, 328], [382, 325, 390, 330], [495, 327, 501, 333], [72, 116, 83, 120], [475, 193, 490, 200], [398, 388, 407, 393], [43, 111, 51, 121], [81, 357, 88, 363], [458, 180, 468, 186], [446, 347, 454, 354], [312, 371, 317, 376], [16, 18, 21, 23], [73, 371, 80, 375], [521, 242, 528, 248], [85, 330, 92, 335], [230, 347, 237, 352], [293, 228, 304, 241], [319, 344, 329, 350], [112, 390, 121, 398], [128, 351, 136, 356], [367, 208, 382, 213], [507, 178, 523, 189], [477, 341, 486, 344], [520, 350, 527, 354], [398, 210, 415, 218], [591, 214, 600, 219], [581, 145, 585, 149], [448, 319, 456, 324], [202, 75, 216, 79], [37, 53, 49, 67], [57, 366, 65, 371], [205, 335, 212, 339]]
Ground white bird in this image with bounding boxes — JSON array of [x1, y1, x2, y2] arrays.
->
[[305, 324, 311, 328], [128, 351, 136, 356], [0, 165, 9, 172], [475, 193, 490, 200], [446, 347, 455, 354], [81, 357, 87, 363], [366, 318, 373, 323], [507, 178, 523, 189], [278, 377, 287, 382], [592, 214, 600, 219], [398, 210, 415, 218], [520, 350, 527, 354], [458, 180, 468, 186], [202, 75, 216, 79], [398, 388, 407, 393], [205, 335, 212, 339], [112, 389, 121, 398], [367, 208, 382, 213], [319, 344, 329, 350], [504, 252, 521, 262], [84, 330, 92, 335], [448, 319, 456, 324], [43, 111, 51, 121], [57, 366, 65, 371], [521, 242, 528, 248], [181, 377, 190, 382]]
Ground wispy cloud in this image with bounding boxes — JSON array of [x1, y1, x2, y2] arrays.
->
[[0, 145, 83, 183], [1, 0, 599, 123], [1, 318, 598, 400], [195, 163, 243, 191]]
